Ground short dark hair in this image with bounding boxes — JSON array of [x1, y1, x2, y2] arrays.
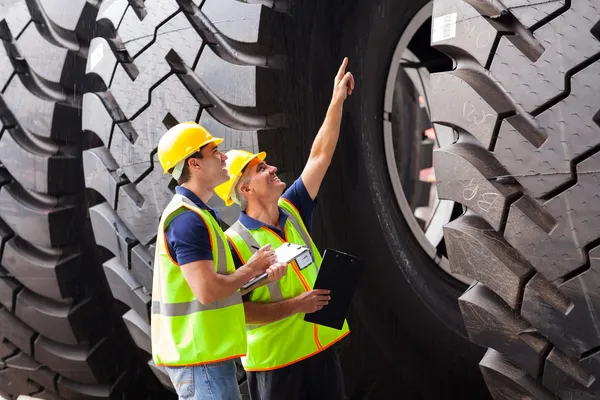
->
[[176, 150, 203, 185]]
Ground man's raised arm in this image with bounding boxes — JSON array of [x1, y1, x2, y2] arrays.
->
[[301, 57, 355, 200]]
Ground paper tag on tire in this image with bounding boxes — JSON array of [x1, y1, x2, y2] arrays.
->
[[432, 13, 457, 43]]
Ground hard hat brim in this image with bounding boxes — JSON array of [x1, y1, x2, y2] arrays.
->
[[162, 136, 224, 174], [215, 151, 267, 206]]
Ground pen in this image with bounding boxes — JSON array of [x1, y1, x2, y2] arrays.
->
[[251, 245, 260, 251]]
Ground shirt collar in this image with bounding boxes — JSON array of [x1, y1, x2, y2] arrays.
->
[[175, 186, 216, 215], [239, 208, 289, 233]]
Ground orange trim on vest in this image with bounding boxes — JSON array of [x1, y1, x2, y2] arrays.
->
[[280, 198, 300, 220], [313, 323, 323, 350], [263, 226, 310, 291], [162, 233, 179, 267], [227, 236, 248, 264], [243, 331, 350, 372], [282, 221, 322, 355], [178, 203, 215, 251], [162, 203, 217, 267], [280, 198, 311, 234], [282, 225, 311, 290]]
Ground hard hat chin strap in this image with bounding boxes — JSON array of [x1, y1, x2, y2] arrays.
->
[[171, 159, 186, 181], [230, 173, 246, 207], [230, 182, 240, 205]]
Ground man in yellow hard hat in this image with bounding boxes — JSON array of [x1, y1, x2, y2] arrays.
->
[[150, 121, 286, 400], [215, 58, 355, 400]]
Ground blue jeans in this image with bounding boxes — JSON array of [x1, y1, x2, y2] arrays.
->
[[166, 360, 242, 400]]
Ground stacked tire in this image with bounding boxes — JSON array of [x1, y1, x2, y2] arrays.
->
[[430, 0, 600, 398], [0, 0, 166, 398]]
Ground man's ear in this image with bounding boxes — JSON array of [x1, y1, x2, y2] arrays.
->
[[241, 182, 252, 194], [188, 157, 201, 171]]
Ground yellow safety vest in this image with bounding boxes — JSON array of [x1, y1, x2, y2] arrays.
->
[[151, 194, 247, 366], [226, 198, 350, 371]]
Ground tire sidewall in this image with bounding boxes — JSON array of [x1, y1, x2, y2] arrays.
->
[[339, 0, 468, 338], [296, 0, 488, 389]]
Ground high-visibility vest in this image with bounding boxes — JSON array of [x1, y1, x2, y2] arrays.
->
[[151, 194, 247, 366], [226, 198, 350, 371]]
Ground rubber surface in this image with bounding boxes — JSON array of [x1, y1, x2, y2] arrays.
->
[[431, 0, 600, 397], [0, 0, 165, 398]]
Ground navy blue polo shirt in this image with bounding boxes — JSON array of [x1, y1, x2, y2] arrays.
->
[[165, 186, 220, 265], [166, 178, 316, 267]]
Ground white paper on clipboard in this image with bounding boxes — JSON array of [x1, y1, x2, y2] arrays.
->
[[242, 243, 310, 291], [275, 243, 310, 265]]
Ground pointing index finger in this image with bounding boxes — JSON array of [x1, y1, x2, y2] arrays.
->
[[337, 57, 349, 79]]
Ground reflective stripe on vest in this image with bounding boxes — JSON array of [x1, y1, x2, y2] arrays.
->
[[230, 221, 283, 331], [151, 194, 246, 367], [225, 198, 349, 371], [230, 221, 284, 303], [279, 203, 318, 271], [151, 295, 241, 316]]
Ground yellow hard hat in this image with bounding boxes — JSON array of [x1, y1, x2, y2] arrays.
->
[[157, 122, 224, 178], [215, 149, 266, 206]]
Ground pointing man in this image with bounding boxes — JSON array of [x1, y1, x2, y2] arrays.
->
[[150, 122, 286, 400], [215, 58, 355, 400]]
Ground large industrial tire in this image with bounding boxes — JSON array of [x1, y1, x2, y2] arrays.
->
[[292, 0, 491, 397], [0, 0, 168, 399], [81, 0, 493, 398], [429, 0, 600, 398]]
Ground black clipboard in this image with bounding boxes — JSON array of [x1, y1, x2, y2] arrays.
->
[[303, 249, 363, 330]]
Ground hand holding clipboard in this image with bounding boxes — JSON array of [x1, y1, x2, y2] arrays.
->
[[242, 243, 311, 291], [304, 249, 364, 330]]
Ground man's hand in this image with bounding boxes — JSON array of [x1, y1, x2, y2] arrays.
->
[[332, 57, 355, 104], [247, 244, 277, 275], [294, 289, 331, 314], [265, 262, 287, 283], [301, 57, 355, 200], [243, 288, 331, 325]]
